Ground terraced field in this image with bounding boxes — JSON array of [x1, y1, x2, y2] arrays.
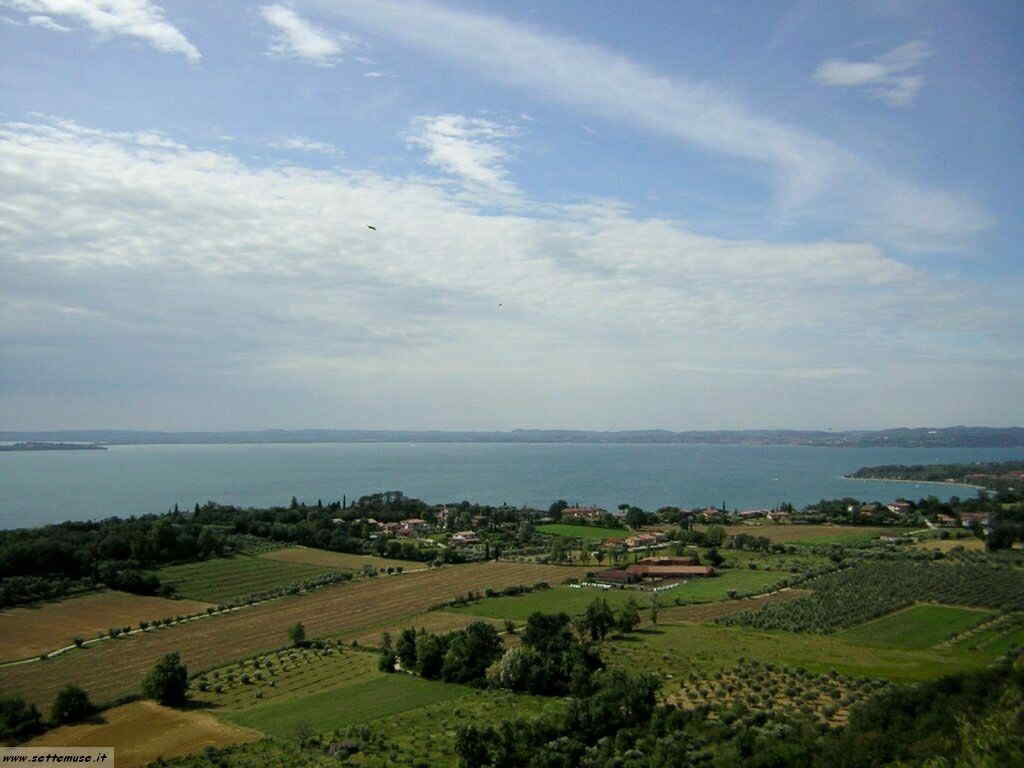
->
[[156, 554, 340, 603], [0, 590, 213, 661], [0, 561, 592, 711]]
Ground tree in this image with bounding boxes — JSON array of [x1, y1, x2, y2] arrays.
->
[[581, 598, 616, 642], [649, 595, 660, 625], [289, 622, 306, 647], [142, 652, 188, 706], [617, 598, 641, 633], [705, 525, 726, 547], [441, 622, 504, 683], [0, 697, 43, 742], [706, 547, 724, 567], [396, 627, 418, 670], [51, 685, 92, 725]]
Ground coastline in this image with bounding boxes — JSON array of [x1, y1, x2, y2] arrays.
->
[[842, 475, 986, 491]]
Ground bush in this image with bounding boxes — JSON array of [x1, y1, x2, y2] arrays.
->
[[51, 685, 92, 725], [0, 697, 43, 742], [142, 652, 189, 706]]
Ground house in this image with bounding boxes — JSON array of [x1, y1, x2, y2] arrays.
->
[[625, 533, 659, 549], [887, 501, 912, 514], [701, 507, 724, 522], [450, 530, 479, 546], [594, 568, 641, 585], [738, 508, 768, 521], [562, 506, 605, 522], [766, 510, 791, 523], [960, 512, 989, 529], [936, 514, 958, 527], [626, 564, 715, 579], [399, 518, 430, 537]]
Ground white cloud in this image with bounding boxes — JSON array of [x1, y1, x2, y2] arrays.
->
[[1, 0, 201, 60], [406, 114, 519, 193], [301, 1, 986, 253], [814, 41, 931, 107], [270, 136, 344, 156], [260, 4, 347, 67], [1, 116, 1015, 431], [27, 13, 69, 30], [363, 71, 383, 78]]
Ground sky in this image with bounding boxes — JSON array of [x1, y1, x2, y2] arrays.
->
[[1, 0, 1022, 431]]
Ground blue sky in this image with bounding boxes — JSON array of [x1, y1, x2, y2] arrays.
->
[[1, 0, 1021, 430]]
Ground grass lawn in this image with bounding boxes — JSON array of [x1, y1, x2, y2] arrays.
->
[[952, 614, 1024, 656], [449, 570, 789, 622], [222, 674, 473, 738], [537, 524, 629, 540], [605, 622, 991, 683], [155, 554, 340, 603], [838, 604, 995, 650]]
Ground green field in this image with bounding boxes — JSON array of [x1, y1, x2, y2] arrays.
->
[[223, 674, 473, 737], [449, 570, 788, 621], [537, 524, 629, 540], [156, 554, 339, 603], [604, 622, 991, 683], [839, 604, 995, 650], [952, 614, 1024, 656]]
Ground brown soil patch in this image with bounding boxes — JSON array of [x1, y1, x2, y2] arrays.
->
[[29, 700, 260, 768], [260, 546, 422, 570], [0, 591, 213, 661], [0, 561, 591, 712], [657, 589, 811, 624]]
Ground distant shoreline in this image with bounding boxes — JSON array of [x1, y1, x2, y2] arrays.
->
[[842, 475, 985, 491], [0, 442, 107, 452]]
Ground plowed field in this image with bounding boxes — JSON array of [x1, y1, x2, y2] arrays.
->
[[1, 561, 590, 711], [0, 591, 213, 661]]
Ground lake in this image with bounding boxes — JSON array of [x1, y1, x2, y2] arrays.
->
[[3, 442, 1023, 529]]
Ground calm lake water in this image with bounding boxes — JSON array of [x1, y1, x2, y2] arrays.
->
[[3, 443, 1023, 530]]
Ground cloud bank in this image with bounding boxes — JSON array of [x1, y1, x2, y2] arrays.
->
[[815, 41, 932, 107]]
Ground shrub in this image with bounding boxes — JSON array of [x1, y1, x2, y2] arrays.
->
[[72, 636, 84, 648], [142, 652, 189, 706], [51, 685, 92, 725]]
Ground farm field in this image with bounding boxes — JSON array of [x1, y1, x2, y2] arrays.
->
[[537, 523, 628, 540], [0, 561, 593, 711], [716, 548, 829, 571], [911, 537, 985, 552], [449, 570, 789, 622], [698, 524, 905, 545], [603, 622, 990, 683], [839, 604, 995, 649], [223, 674, 473, 738], [260, 546, 423, 571], [191, 644, 382, 711], [667, 658, 889, 727], [656, 589, 812, 625], [0, 590, 213, 661], [27, 700, 261, 768], [951, 613, 1024, 656], [155, 554, 340, 603]]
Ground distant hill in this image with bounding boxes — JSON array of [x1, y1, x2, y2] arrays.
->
[[2, 426, 1023, 447]]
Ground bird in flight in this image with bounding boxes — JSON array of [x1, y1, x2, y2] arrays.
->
[[367, 225, 376, 230]]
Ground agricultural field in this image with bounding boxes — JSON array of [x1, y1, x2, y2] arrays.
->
[[603, 622, 990, 683], [666, 658, 889, 727], [156, 553, 342, 603], [537, 523, 629, 540], [698, 524, 905, 545], [191, 642, 381, 710], [0, 590, 213, 661], [656, 589, 812, 625], [223, 675, 473, 738], [839, 604, 994, 650], [27, 700, 261, 768], [449, 570, 789, 622], [718, 562, 1024, 634], [261, 546, 423, 571], [911, 536, 985, 552], [950, 612, 1024, 656], [0, 561, 593, 712], [715, 548, 829, 571]]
